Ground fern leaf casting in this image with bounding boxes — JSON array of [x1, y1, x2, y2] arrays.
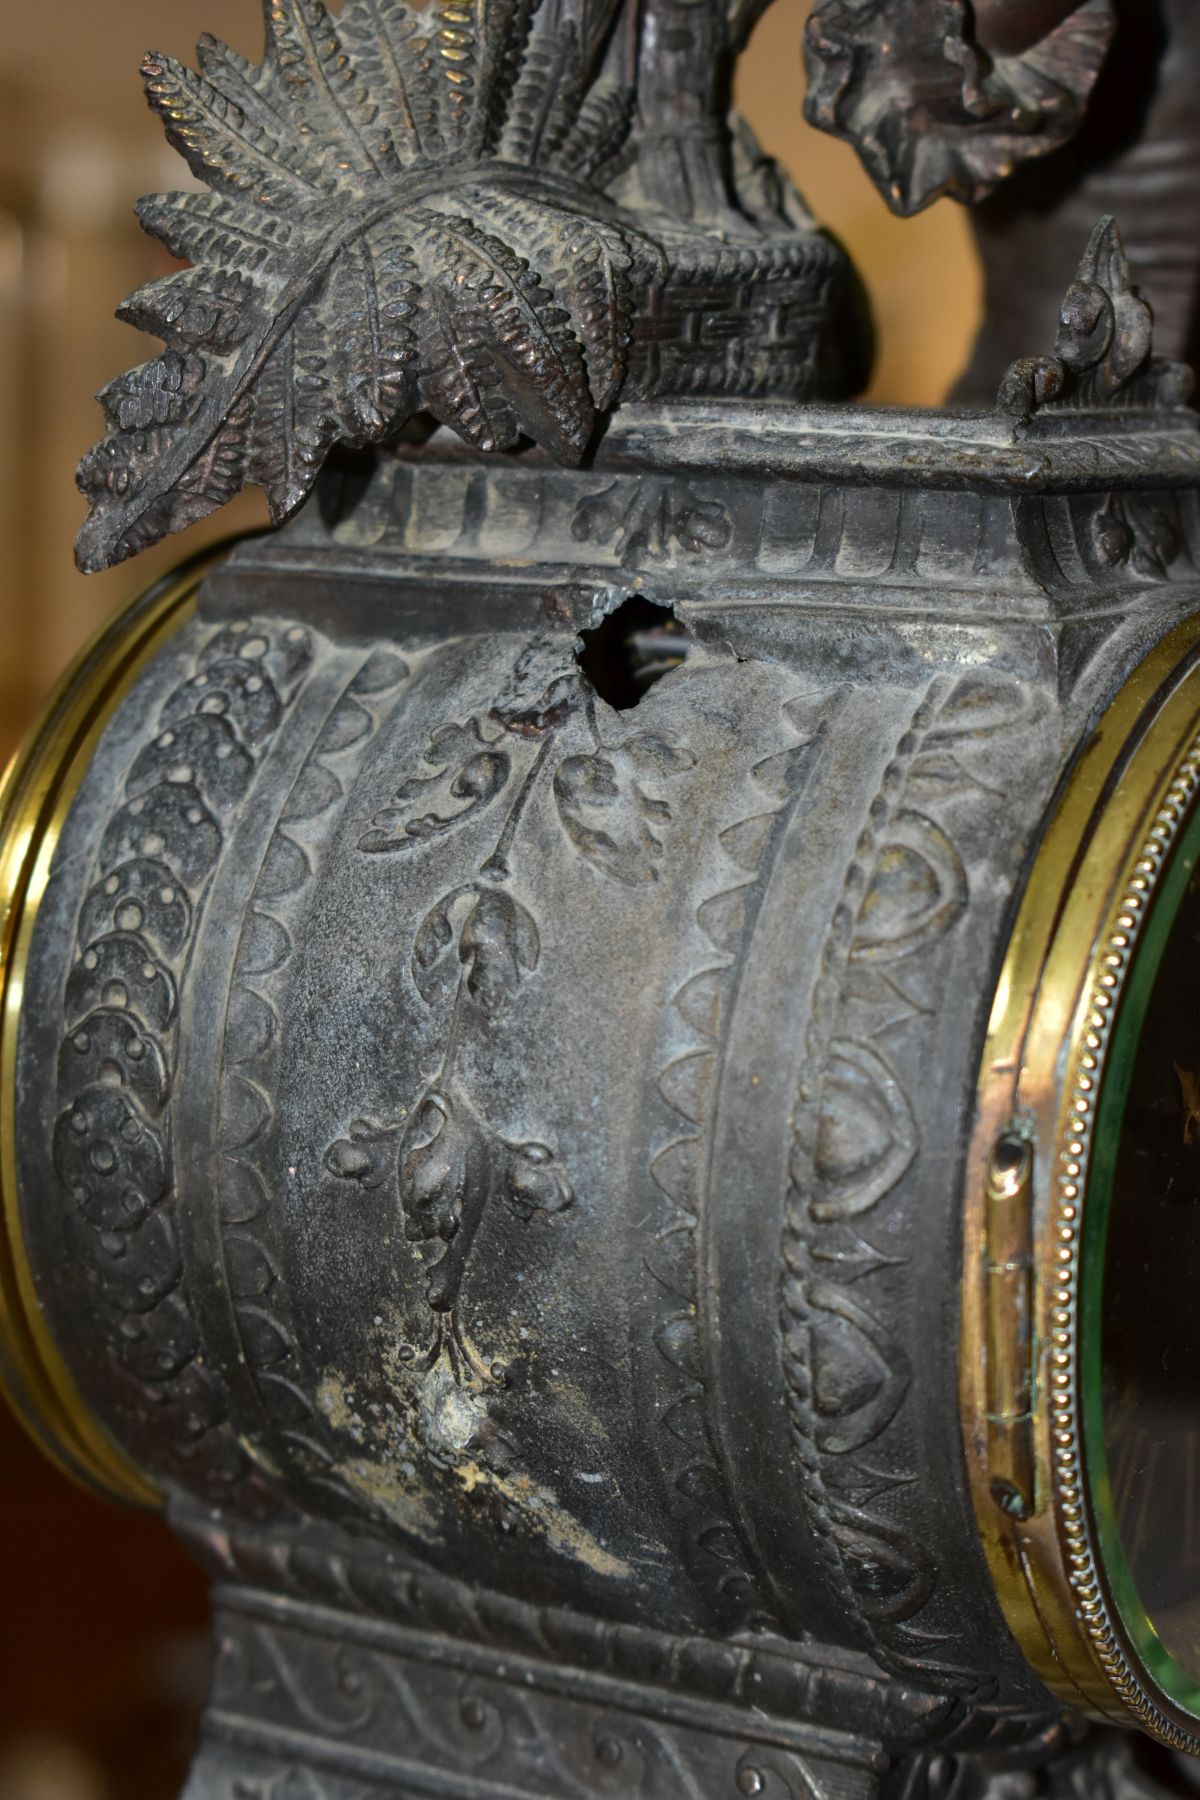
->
[[76, 0, 646, 573]]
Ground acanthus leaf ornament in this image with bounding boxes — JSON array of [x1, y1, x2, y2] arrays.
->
[[360, 720, 513, 854], [75, 0, 651, 574], [998, 215, 1196, 420], [997, 216, 1197, 587]]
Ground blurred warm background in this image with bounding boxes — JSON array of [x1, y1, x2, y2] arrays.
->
[[0, 3, 979, 1795]]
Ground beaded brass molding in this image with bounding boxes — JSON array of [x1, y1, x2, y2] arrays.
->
[[962, 615, 1200, 1752], [0, 547, 232, 1509]]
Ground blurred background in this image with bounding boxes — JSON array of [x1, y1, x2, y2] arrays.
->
[[0, 2, 980, 1795]]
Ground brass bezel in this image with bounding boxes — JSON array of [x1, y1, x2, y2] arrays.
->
[[963, 616, 1200, 1751], [0, 549, 225, 1510]]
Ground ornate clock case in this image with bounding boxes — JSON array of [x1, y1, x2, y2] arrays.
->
[[4, 2, 1200, 1796]]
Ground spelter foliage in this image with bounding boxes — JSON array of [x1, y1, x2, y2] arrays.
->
[[76, 0, 647, 572]]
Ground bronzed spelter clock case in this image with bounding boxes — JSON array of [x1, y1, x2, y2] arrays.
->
[[6, 1, 1200, 1795]]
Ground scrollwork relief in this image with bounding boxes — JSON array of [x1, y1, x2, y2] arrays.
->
[[200, 1601, 881, 1800], [188, 1503, 905, 1727]]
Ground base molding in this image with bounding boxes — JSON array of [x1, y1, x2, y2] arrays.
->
[[184, 1586, 885, 1799], [180, 1588, 1200, 1797]]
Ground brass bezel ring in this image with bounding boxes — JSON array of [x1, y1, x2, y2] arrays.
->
[[0, 548, 228, 1510], [963, 615, 1200, 1751]]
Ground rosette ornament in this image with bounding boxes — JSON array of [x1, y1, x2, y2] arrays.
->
[[76, 0, 649, 572]]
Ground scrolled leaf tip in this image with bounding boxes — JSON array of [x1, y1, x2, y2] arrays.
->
[[77, 0, 648, 571]]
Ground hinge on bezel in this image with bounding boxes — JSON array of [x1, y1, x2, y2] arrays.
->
[[984, 1130, 1036, 1523]]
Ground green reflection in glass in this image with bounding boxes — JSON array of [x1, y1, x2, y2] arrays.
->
[[1082, 796, 1200, 1713]]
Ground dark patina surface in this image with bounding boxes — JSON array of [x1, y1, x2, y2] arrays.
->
[[20, 354, 1200, 1794], [8, 0, 1200, 1792]]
